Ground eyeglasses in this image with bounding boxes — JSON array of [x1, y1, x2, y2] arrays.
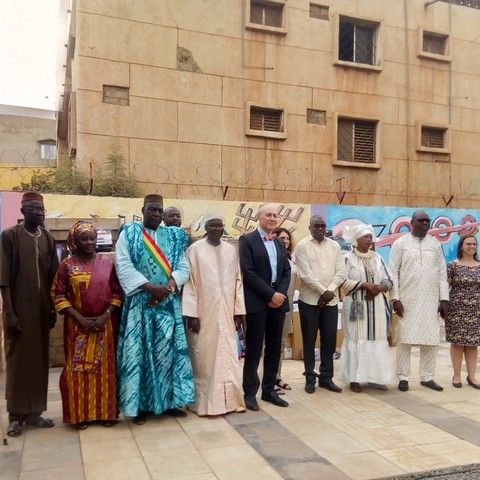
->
[[206, 223, 224, 229], [415, 218, 430, 224], [310, 223, 327, 229]]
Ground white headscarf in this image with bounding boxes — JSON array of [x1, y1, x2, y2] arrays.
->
[[342, 223, 376, 246]]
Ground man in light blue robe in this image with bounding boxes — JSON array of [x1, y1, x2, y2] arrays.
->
[[115, 194, 194, 424]]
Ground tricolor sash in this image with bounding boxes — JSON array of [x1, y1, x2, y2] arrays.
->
[[142, 228, 172, 278]]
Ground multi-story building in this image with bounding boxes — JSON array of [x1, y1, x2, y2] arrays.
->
[[57, 0, 480, 207], [0, 104, 57, 189]]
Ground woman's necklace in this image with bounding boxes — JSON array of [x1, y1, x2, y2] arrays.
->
[[353, 249, 376, 279]]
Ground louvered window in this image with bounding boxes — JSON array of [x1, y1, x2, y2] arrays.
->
[[250, 107, 284, 133], [338, 119, 376, 164], [421, 127, 445, 149], [339, 18, 377, 65]]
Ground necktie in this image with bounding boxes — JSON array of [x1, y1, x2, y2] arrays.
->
[[263, 233, 277, 241]]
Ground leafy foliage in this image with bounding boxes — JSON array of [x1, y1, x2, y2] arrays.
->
[[13, 158, 89, 194], [13, 141, 140, 198], [93, 142, 140, 198]]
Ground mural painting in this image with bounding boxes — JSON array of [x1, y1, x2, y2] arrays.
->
[[320, 205, 480, 263]]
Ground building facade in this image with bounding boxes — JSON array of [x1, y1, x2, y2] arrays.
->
[[58, 0, 480, 207]]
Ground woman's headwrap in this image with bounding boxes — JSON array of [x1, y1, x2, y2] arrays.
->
[[67, 220, 96, 254], [342, 223, 376, 246]]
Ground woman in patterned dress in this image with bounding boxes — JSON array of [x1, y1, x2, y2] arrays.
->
[[447, 235, 480, 389], [51, 221, 122, 429], [340, 223, 394, 393]]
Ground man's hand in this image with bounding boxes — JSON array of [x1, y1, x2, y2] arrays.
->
[[4, 311, 21, 339], [50, 310, 57, 329], [318, 290, 335, 307], [393, 300, 404, 318], [147, 284, 174, 306], [269, 292, 286, 308], [439, 300, 449, 321], [185, 316, 200, 333], [234, 315, 244, 331]]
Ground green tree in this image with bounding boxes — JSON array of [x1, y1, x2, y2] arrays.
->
[[13, 158, 89, 194], [93, 142, 140, 197], [13, 169, 56, 192], [55, 157, 90, 194]]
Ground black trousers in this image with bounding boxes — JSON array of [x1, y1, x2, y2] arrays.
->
[[298, 300, 338, 384], [242, 307, 285, 397]]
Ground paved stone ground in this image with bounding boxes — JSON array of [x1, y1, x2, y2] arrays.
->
[[2, 342, 480, 480], [383, 464, 480, 479]]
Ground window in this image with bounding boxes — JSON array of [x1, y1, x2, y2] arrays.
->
[[40, 143, 57, 160], [423, 33, 447, 55], [310, 3, 329, 20], [334, 15, 382, 71], [418, 29, 451, 62], [421, 127, 446, 149], [245, 0, 287, 35], [417, 124, 450, 154], [246, 103, 287, 139], [336, 118, 378, 165], [103, 85, 130, 106]]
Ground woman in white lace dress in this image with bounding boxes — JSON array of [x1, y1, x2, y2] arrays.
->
[[340, 224, 394, 393]]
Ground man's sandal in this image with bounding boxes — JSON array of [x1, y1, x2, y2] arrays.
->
[[274, 386, 285, 395], [25, 417, 54, 428], [275, 380, 292, 390], [7, 420, 23, 437]]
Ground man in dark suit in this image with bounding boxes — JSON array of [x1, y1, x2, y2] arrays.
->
[[239, 204, 291, 410]]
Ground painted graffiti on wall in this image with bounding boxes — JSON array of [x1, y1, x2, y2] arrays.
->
[[323, 205, 480, 263]]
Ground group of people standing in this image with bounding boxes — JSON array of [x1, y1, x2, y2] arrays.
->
[[2, 193, 480, 437]]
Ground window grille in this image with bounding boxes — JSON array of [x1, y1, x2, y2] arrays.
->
[[250, 107, 284, 133], [421, 127, 445, 149], [338, 119, 376, 163], [339, 19, 376, 65]]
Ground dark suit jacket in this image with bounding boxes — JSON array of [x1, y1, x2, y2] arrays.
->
[[239, 230, 291, 314]]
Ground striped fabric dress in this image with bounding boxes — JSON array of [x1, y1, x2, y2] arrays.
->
[[51, 254, 122, 424], [116, 223, 194, 417]]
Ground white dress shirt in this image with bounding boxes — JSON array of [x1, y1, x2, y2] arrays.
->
[[295, 235, 346, 306]]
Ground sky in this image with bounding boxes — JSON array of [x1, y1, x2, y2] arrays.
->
[[0, 0, 59, 111]]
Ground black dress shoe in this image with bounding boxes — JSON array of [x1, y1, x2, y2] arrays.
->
[[305, 383, 316, 394], [261, 391, 289, 407], [467, 377, 480, 389], [420, 380, 444, 391], [318, 379, 342, 393], [164, 408, 187, 418], [452, 377, 462, 388], [244, 396, 259, 411], [398, 380, 409, 392]]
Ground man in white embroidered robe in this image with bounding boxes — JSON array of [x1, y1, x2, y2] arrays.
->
[[182, 212, 246, 416], [389, 210, 449, 392]]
